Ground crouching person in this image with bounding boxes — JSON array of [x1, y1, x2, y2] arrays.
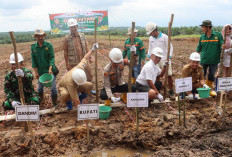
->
[[58, 44, 98, 110], [2, 53, 40, 110], [136, 47, 166, 102], [100, 48, 133, 105], [181, 52, 208, 99]]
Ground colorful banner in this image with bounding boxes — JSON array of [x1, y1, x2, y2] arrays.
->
[[49, 10, 109, 34]]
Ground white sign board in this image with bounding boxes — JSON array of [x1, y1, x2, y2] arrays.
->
[[78, 104, 99, 120], [127, 92, 148, 107], [175, 77, 192, 93], [217, 77, 232, 91], [15, 105, 40, 121]]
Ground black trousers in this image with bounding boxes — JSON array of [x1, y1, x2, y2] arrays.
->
[[100, 83, 136, 100]]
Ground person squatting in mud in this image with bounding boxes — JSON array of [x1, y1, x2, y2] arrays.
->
[[64, 18, 96, 95], [136, 47, 167, 102], [2, 53, 40, 110], [100, 48, 137, 106], [58, 43, 98, 110], [181, 52, 209, 99]]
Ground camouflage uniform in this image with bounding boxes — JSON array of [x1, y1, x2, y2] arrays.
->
[[2, 67, 40, 110]]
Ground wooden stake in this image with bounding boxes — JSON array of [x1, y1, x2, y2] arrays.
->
[[86, 120, 90, 147], [183, 93, 186, 128], [128, 22, 135, 92], [136, 107, 139, 136], [94, 19, 99, 103], [164, 14, 174, 100], [108, 29, 112, 48], [9, 31, 38, 154], [218, 28, 227, 112], [178, 94, 181, 126]]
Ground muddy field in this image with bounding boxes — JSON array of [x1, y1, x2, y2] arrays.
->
[[0, 36, 232, 157]]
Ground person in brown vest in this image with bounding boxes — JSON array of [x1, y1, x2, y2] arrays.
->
[[63, 18, 93, 82]]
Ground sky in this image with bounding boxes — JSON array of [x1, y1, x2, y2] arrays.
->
[[0, 0, 232, 32]]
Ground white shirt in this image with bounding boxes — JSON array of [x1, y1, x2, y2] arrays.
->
[[223, 40, 232, 67], [136, 60, 161, 86], [148, 32, 173, 61]]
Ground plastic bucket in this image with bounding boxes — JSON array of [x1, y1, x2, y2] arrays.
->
[[99, 106, 112, 119], [39, 73, 54, 87], [197, 87, 211, 98]]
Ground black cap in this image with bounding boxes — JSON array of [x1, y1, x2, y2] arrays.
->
[[199, 20, 212, 27]]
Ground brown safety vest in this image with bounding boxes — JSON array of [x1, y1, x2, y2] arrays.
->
[[65, 32, 87, 66]]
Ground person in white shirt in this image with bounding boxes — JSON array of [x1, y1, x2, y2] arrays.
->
[[136, 47, 166, 102], [145, 22, 175, 100]]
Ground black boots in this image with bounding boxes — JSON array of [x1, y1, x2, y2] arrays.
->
[[51, 94, 58, 107]]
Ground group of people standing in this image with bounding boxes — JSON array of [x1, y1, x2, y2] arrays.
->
[[2, 19, 231, 110]]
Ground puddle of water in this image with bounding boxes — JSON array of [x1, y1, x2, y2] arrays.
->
[[89, 148, 154, 157]]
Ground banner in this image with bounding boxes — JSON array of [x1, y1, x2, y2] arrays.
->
[[49, 10, 109, 34]]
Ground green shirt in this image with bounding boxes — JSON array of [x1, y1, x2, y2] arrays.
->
[[123, 37, 146, 64], [196, 31, 224, 64], [4, 68, 36, 103], [31, 41, 55, 76]]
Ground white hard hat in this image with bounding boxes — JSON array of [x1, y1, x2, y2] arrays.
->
[[127, 27, 138, 34], [146, 22, 157, 35], [109, 48, 123, 63], [189, 52, 200, 61], [72, 69, 87, 85], [151, 47, 163, 58], [67, 18, 78, 27], [9, 53, 24, 64]]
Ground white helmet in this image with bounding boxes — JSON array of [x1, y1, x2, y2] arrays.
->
[[151, 47, 163, 58], [9, 53, 24, 64], [146, 22, 157, 35], [67, 18, 78, 27], [189, 52, 200, 61], [72, 69, 87, 85], [109, 48, 123, 63]]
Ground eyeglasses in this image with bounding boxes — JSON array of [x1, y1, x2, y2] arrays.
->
[[228, 27, 231, 30]]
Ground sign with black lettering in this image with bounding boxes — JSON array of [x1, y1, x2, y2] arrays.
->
[[15, 105, 40, 121], [127, 92, 148, 107], [175, 77, 192, 93], [78, 104, 99, 120], [217, 77, 232, 91]]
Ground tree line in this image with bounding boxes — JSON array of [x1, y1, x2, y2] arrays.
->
[[0, 26, 223, 44]]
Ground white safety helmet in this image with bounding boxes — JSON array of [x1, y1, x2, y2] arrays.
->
[[72, 69, 87, 85], [109, 48, 123, 63], [146, 22, 157, 35], [189, 52, 200, 61], [151, 47, 163, 58], [9, 53, 24, 64], [67, 18, 78, 27]]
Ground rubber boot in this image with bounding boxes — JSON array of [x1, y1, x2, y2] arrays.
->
[[131, 77, 136, 84], [38, 93, 44, 102], [51, 94, 58, 107], [205, 80, 217, 96], [121, 93, 127, 104], [66, 100, 73, 110], [104, 100, 111, 106], [168, 90, 175, 101]]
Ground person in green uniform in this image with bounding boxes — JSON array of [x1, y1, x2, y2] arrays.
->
[[123, 27, 146, 84], [31, 29, 58, 107], [2, 53, 40, 110], [196, 20, 225, 96]]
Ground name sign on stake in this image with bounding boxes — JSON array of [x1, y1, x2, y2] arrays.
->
[[217, 77, 232, 91], [15, 105, 40, 121], [175, 77, 192, 93], [78, 104, 99, 120], [127, 92, 148, 107]]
